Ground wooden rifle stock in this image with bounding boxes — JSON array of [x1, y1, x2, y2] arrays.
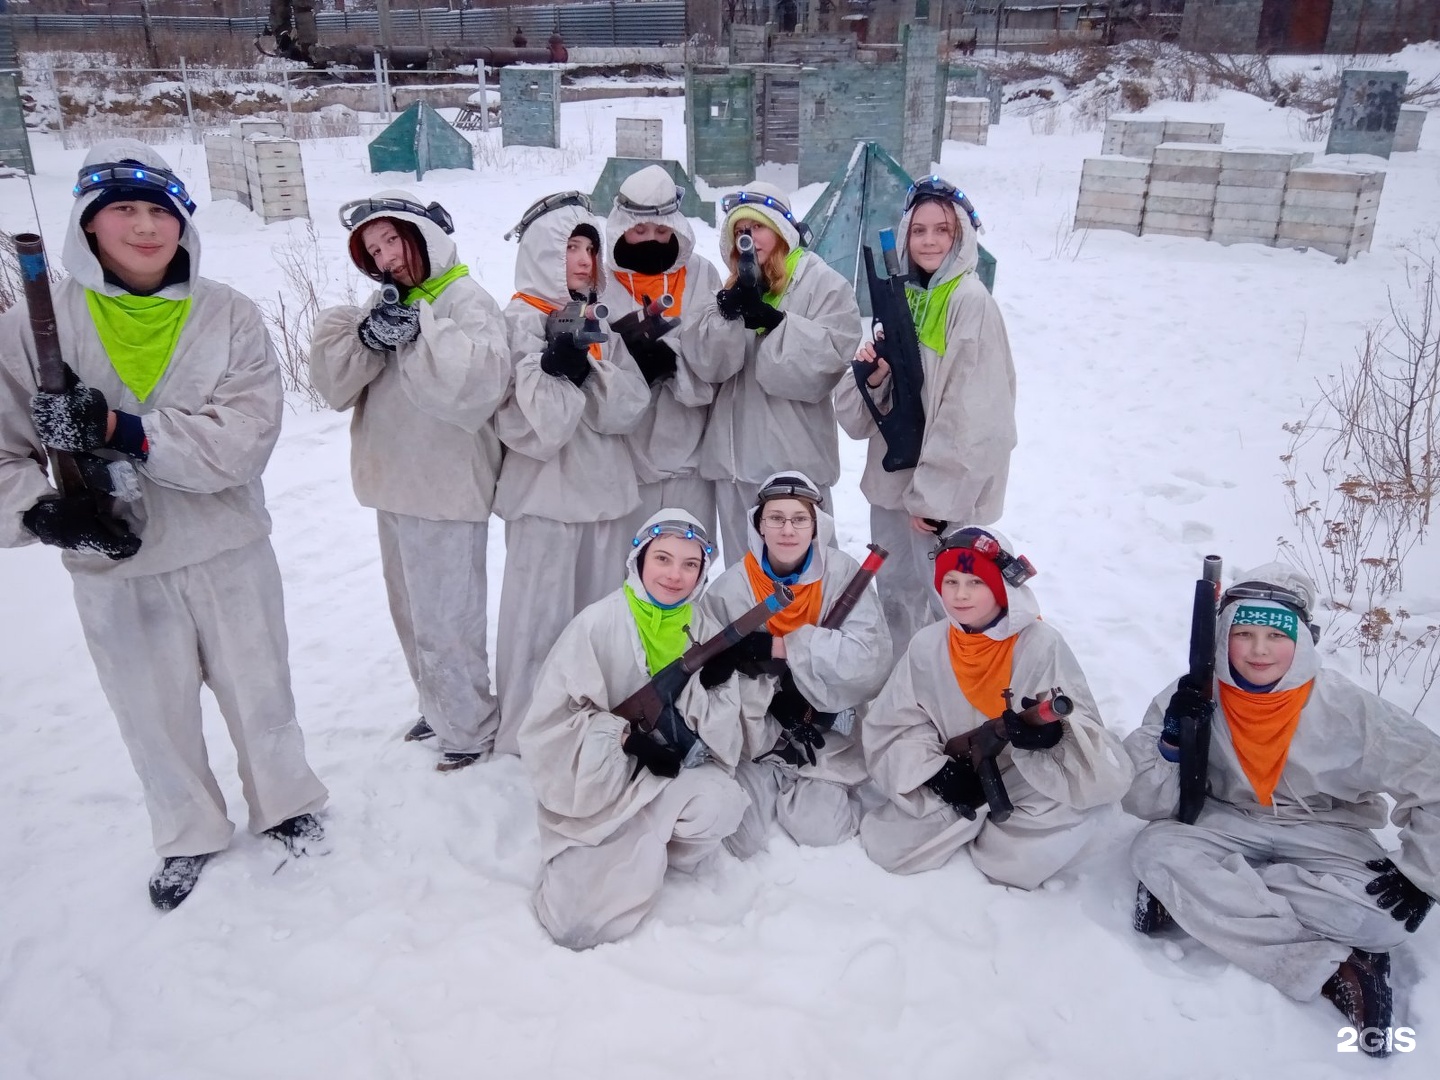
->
[[615, 584, 795, 733]]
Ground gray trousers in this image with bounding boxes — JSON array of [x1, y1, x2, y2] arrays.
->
[[870, 505, 944, 653], [715, 479, 834, 569], [1130, 803, 1412, 1000], [377, 511, 496, 755], [724, 758, 859, 859], [534, 765, 750, 949], [494, 514, 635, 756], [72, 539, 328, 858], [860, 765, 1103, 888], [623, 475, 717, 553]]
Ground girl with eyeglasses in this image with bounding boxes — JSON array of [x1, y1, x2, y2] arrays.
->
[[698, 472, 893, 858], [600, 165, 725, 543], [311, 189, 511, 772], [0, 140, 328, 910], [490, 193, 651, 755], [688, 182, 863, 566], [861, 527, 1131, 888], [836, 176, 1017, 652], [517, 510, 765, 948]]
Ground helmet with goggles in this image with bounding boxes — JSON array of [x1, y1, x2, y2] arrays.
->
[[338, 196, 454, 235], [74, 162, 197, 215], [904, 175, 983, 234]]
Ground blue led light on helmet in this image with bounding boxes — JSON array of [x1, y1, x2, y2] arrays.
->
[[904, 175, 983, 232], [633, 520, 715, 557], [720, 190, 814, 248], [73, 161, 197, 214]]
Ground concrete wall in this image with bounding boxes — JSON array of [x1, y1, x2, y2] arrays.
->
[[0, 0, 32, 173], [901, 24, 945, 177], [1179, 0, 1264, 53], [1326, 0, 1440, 53], [500, 65, 562, 149]]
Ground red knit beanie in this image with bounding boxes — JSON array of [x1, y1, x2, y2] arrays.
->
[[933, 533, 1008, 611]]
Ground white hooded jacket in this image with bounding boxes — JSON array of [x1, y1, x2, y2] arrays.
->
[[0, 140, 282, 578], [517, 509, 774, 861], [1123, 562, 1440, 899], [864, 529, 1133, 818], [834, 194, 1016, 523], [493, 201, 651, 522], [602, 165, 723, 484], [309, 189, 512, 520]]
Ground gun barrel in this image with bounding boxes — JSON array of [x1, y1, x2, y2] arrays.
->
[[736, 233, 756, 255], [582, 302, 609, 321], [1018, 694, 1074, 726], [646, 293, 676, 315], [878, 228, 902, 277]]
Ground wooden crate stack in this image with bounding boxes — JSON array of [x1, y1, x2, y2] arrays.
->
[[615, 118, 663, 159], [944, 97, 990, 145], [1074, 156, 1150, 235], [1394, 106, 1427, 153], [1211, 148, 1313, 247], [1277, 166, 1383, 263], [1101, 117, 1223, 158], [1141, 143, 1223, 241], [204, 134, 249, 208], [242, 135, 309, 224]]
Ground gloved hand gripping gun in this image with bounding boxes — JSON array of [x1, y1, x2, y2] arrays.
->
[[546, 298, 610, 347], [942, 690, 1074, 823]]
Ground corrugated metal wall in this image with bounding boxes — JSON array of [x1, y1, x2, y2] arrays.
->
[[4, 2, 688, 48]]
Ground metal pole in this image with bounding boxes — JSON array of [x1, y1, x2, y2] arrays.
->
[[282, 68, 294, 137], [179, 56, 196, 138], [374, 50, 386, 118], [48, 61, 66, 144], [478, 60, 490, 132]]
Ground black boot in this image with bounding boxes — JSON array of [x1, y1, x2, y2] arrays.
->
[[264, 813, 328, 857], [403, 717, 435, 742], [1322, 949, 1394, 1058], [148, 852, 212, 911], [1133, 882, 1175, 934], [437, 751, 483, 773]]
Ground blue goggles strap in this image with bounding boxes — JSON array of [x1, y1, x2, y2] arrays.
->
[[721, 191, 813, 247], [339, 197, 454, 235], [905, 175, 983, 232], [632, 520, 714, 557], [73, 162, 196, 214]]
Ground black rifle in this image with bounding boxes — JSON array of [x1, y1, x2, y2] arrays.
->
[[378, 269, 402, 306], [1177, 555, 1223, 824], [851, 228, 925, 472], [942, 690, 1073, 823], [735, 232, 763, 293], [609, 292, 678, 347]]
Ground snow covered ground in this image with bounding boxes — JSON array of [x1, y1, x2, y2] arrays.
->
[[3, 49, 1440, 1078]]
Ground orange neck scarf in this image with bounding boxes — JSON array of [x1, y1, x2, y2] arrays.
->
[[947, 626, 1016, 719], [513, 292, 602, 361], [614, 269, 686, 317], [743, 551, 823, 634], [1217, 680, 1312, 807]]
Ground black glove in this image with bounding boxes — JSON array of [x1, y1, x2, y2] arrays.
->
[[699, 631, 778, 688], [1161, 674, 1213, 747], [770, 672, 836, 730], [623, 730, 682, 778], [357, 302, 421, 351], [740, 295, 784, 333], [30, 365, 110, 453], [626, 337, 678, 386], [539, 333, 592, 388], [715, 287, 745, 321], [1004, 707, 1064, 751], [1365, 858, 1434, 932], [21, 495, 141, 560], [925, 758, 985, 820]]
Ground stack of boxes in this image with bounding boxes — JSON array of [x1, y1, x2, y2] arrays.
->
[[202, 120, 309, 224], [1101, 117, 1224, 158], [1393, 106, 1427, 153], [1074, 156, 1150, 235], [1277, 166, 1384, 262], [944, 97, 991, 145], [615, 118, 663, 159], [1142, 143, 1223, 241], [1211, 149, 1313, 247]]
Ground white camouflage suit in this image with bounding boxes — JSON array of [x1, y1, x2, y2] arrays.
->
[[0, 140, 327, 857], [492, 200, 651, 755], [601, 165, 724, 541], [834, 196, 1016, 651], [310, 191, 511, 756], [687, 182, 863, 565], [518, 509, 769, 949], [861, 536, 1132, 885], [699, 473, 892, 857], [1124, 563, 1440, 1001]]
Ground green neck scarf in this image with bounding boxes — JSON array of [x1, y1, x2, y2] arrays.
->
[[623, 583, 693, 676], [404, 263, 469, 306], [906, 272, 965, 355], [84, 290, 193, 402], [762, 248, 805, 309]]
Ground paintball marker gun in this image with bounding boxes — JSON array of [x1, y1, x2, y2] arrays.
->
[[942, 689, 1074, 823]]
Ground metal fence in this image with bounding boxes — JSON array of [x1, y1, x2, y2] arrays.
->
[[5, 2, 689, 48]]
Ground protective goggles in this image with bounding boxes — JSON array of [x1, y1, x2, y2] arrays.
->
[[73, 162, 196, 215], [339, 197, 454, 235], [721, 190, 813, 247], [632, 520, 714, 558], [504, 190, 591, 241], [1221, 581, 1312, 623], [930, 529, 1036, 587], [904, 176, 983, 233], [617, 184, 684, 217], [757, 475, 824, 508]]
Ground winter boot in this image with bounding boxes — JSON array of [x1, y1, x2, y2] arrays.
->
[[1133, 882, 1175, 934], [403, 717, 435, 742], [1322, 949, 1394, 1058], [148, 852, 212, 911], [437, 751, 483, 773], [264, 813, 329, 857]]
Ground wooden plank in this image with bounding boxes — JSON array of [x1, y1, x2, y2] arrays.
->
[[1081, 156, 1152, 179], [1075, 205, 1143, 225], [1214, 185, 1285, 207], [1148, 180, 1217, 201], [1151, 164, 1221, 185], [1286, 167, 1384, 192], [1217, 168, 1289, 190], [1080, 174, 1149, 196], [1213, 202, 1283, 223], [1077, 191, 1146, 212], [1152, 143, 1225, 167]]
